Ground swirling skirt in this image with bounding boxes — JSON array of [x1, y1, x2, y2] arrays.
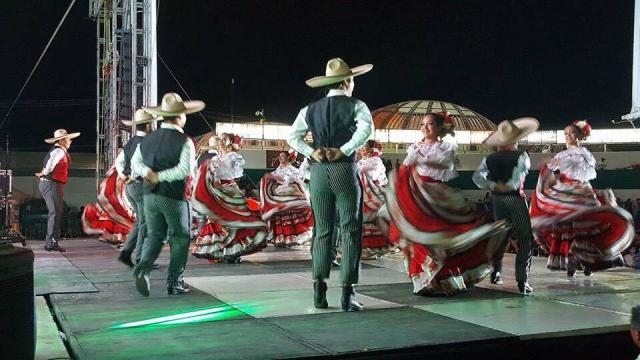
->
[[385, 165, 508, 295], [81, 167, 134, 243], [360, 174, 395, 259], [530, 166, 635, 271], [191, 162, 268, 261], [259, 175, 313, 247]]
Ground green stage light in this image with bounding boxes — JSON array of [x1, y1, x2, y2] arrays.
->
[[110, 305, 236, 329]]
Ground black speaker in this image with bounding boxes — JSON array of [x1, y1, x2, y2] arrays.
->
[[0, 244, 35, 359]]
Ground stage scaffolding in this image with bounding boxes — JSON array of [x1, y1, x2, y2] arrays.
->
[[88, 0, 157, 188]]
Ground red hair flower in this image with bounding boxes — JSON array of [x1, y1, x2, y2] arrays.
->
[[287, 149, 298, 161], [573, 119, 591, 138], [438, 111, 454, 125]]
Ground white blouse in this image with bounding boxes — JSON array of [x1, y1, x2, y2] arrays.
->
[[298, 158, 310, 181], [403, 141, 457, 182], [210, 152, 245, 180], [547, 145, 596, 182], [357, 156, 388, 185], [271, 164, 299, 185]]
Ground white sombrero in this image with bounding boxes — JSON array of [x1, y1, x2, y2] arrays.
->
[[143, 92, 205, 117], [121, 109, 162, 126], [482, 117, 539, 146], [45, 129, 80, 144], [305, 58, 373, 88]]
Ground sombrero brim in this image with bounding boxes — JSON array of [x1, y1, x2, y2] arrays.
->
[[143, 100, 205, 117], [306, 64, 373, 88], [482, 117, 539, 146], [121, 115, 163, 126], [44, 132, 80, 144]]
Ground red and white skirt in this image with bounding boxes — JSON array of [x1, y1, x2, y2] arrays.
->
[[190, 162, 268, 261], [81, 166, 134, 244], [259, 174, 313, 247], [360, 173, 395, 259], [530, 165, 635, 270], [385, 165, 508, 295]]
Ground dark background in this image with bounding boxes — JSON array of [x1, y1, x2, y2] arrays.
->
[[0, 0, 635, 152]]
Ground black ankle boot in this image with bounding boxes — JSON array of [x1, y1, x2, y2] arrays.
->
[[313, 281, 328, 309], [118, 250, 134, 268], [167, 279, 190, 295], [341, 285, 364, 312]]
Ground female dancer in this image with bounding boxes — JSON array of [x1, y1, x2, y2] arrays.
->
[[357, 140, 394, 259], [259, 149, 314, 247], [191, 133, 269, 262], [385, 112, 508, 295], [81, 165, 134, 244], [530, 120, 634, 276]]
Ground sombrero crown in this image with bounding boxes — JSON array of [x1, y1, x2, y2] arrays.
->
[[121, 109, 162, 126], [143, 92, 205, 117], [305, 58, 373, 88], [482, 117, 539, 146], [45, 129, 80, 144]]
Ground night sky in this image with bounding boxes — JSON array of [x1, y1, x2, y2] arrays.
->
[[0, 0, 635, 153]]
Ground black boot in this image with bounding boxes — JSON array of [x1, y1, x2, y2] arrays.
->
[[118, 250, 134, 268], [313, 280, 328, 309], [167, 279, 191, 295], [341, 285, 364, 312]]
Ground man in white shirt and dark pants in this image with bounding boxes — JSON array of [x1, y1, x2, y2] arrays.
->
[[131, 93, 205, 296], [288, 58, 374, 312], [114, 109, 159, 267], [36, 129, 80, 252], [473, 118, 539, 295]]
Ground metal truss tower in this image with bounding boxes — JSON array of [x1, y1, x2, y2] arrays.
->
[[89, 0, 157, 185]]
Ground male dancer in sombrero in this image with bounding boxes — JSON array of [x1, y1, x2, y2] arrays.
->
[[115, 108, 161, 267], [472, 117, 539, 295], [288, 57, 374, 311], [36, 129, 80, 252], [131, 92, 205, 296]]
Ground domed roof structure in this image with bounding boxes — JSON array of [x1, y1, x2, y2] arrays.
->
[[372, 100, 497, 131]]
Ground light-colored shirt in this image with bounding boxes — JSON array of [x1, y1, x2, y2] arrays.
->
[[473, 152, 530, 191], [403, 141, 457, 182], [357, 156, 388, 185], [130, 123, 195, 182], [287, 89, 374, 158], [115, 131, 147, 178], [547, 145, 596, 182], [42, 145, 66, 175], [271, 163, 299, 185], [211, 152, 245, 180]]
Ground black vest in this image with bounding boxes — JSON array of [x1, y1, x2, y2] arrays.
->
[[485, 150, 524, 183], [122, 135, 144, 177], [305, 95, 359, 163], [140, 127, 189, 200]]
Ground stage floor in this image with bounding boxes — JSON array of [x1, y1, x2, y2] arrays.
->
[[29, 238, 640, 359]]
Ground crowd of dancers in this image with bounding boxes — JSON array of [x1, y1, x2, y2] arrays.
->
[[69, 57, 636, 309]]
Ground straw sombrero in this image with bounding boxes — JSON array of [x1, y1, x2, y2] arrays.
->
[[45, 129, 80, 144], [305, 58, 373, 88], [143, 92, 205, 117], [121, 109, 162, 126], [482, 117, 539, 146]]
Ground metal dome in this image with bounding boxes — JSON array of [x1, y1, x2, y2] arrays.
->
[[372, 100, 497, 131]]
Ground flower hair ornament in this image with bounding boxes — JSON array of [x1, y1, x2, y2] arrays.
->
[[287, 149, 298, 162], [437, 111, 456, 137], [224, 133, 242, 151], [573, 119, 591, 138]]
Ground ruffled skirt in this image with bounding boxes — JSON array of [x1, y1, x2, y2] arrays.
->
[[385, 165, 508, 295], [360, 173, 395, 259], [259, 174, 313, 247], [191, 162, 268, 261], [530, 165, 635, 271], [81, 167, 134, 243]]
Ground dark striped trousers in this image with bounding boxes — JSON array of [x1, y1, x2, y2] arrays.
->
[[121, 182, 146, 263], [492, 193, 533, 284], [309, 162, 363, 285]]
